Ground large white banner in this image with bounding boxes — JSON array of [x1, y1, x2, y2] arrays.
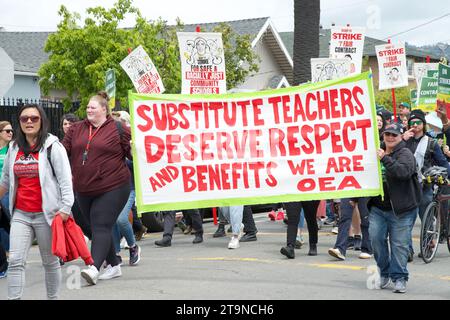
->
[[177, 32, 226, 94], [311, 58, 351, 83], [329, 26, 365, 75], [129, 72, 382, 213], [375, 43, 409, 90], [120, 45, 165, 94]]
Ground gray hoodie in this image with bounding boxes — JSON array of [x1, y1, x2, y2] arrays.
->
[[0, 133, 74, 226]]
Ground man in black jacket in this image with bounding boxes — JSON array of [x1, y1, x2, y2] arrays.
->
[[369, 122, 421, 294]]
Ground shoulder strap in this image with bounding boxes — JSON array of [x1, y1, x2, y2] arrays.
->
[[414, 136, 429, 182], [47, 144, 56, 178], [115, 120, 124, 140]]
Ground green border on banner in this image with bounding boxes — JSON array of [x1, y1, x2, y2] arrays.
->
[[129, 71, 383, 213]]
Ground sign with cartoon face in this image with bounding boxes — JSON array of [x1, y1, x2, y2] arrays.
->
[[120, 45, 165, 94], [413, 63, 438, 87], [375, 43, 408, 90], [329, 26, 365, 75], [311, 58, 351, 83], [177, 32, 226, 94]]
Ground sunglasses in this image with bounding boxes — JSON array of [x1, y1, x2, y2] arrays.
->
[[0, 129, 13, 134], [19, 116, 40, 124], [409, 120, 423, 126], [384, 132, 399, 138]]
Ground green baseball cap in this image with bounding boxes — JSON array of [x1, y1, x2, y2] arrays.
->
[[399, 102, 411, 109]]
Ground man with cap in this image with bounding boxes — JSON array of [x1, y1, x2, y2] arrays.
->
[[397, 102, 411, 128], [368, 122, 421, 293], [403, 109, 450, 260], [398, 102, 411, 117]]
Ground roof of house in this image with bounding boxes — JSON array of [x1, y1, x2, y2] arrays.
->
[[181, 17, 269, 40], [0, 17, 290, 77], [279, 29, 441, 60], [0, 31, 52, 74]]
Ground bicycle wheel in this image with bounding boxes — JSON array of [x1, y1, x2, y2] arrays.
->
[[420, 201, 441, 263], [446, 205, 450, 254]]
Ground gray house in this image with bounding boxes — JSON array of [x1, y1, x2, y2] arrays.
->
[[0, 18, 439, 100], [0, 17, 293, 100], [0, 32, 51, 100]]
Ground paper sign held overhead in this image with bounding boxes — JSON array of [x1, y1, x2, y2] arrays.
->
[[177, 32, 226, 95], [120, 45, 165, 94]]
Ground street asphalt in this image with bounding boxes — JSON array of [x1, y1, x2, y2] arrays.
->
[[1, 212, 449, 300]]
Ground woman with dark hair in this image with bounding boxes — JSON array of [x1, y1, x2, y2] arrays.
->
[[62, 91, 131, 285], [61, 113, 79, 136], [0, 104, 74, 299]]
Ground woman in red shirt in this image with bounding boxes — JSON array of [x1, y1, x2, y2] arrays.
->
[[62, 91, 131, 285], [0, 104, 74, 299]]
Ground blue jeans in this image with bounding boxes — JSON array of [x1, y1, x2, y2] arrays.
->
[[369, 206, 417, 282], [334, 198, 371, 256], [113, 190, 136, 253], [219, 206, 243, 235], [297, 208, 305, 229]]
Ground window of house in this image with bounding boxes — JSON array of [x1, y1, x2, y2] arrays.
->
[[406, 58, 415, 78]]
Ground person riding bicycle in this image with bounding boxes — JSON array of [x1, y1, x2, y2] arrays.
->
[[402, 109, 450, 260]]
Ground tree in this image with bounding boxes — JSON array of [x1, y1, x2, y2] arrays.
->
[[38, 0, 259, 116], [293, 0, 320, 85]]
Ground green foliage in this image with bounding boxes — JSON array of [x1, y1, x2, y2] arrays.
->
[[38, 0, 259, 116], [374, 86, 414, 111]]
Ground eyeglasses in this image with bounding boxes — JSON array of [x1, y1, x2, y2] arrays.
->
[[409, 120, 423, 126], [384, 132, 399, 138], [0, 129, 13, 134], [19, 116, 40, 123]]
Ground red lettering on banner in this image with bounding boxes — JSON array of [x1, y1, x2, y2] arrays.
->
[[144, 135, 164, 163], [296, 175, 362, 192], [297, 178, 315, 192], [148, 166, 179, 192], [287, 159, 315, 175], [180, 162, 277, 192], [319, 177, 336, 191], [269, 128, 286, 157], [326, 156, 365, 174], [252, 99, 264, 126], [338, 176, 361, 189], [136, 104, 153, 132]]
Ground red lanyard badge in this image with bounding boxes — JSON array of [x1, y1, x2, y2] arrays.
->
[[82, 125, 101, 165]]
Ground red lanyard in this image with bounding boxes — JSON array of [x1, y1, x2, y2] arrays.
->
[[82, 125, 102, 165]]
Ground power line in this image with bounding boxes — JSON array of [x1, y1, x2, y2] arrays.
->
[[383, 13, 450, 40]]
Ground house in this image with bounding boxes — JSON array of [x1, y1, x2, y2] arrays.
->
[[0, 18, 440, 100], [0, 17, 293, 100], [279, 27, 441, 90], [0, 32, 51, 100]]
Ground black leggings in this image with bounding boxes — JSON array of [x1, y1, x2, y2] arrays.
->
[[77, 183, 130, 270], [284, 200, 320, 247]]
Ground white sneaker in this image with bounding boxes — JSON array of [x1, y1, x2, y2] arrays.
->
[[98, 264, 122, 280], [228, 236, 240, 249], [81, 265, 99, 285], [331, 227, 339, 234], [328, 248, 345, 261], [359, 252, 372, 259], [120, 238, 129, 249]]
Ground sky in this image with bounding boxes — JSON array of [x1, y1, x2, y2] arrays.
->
[[0, 0, 449, 47]]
